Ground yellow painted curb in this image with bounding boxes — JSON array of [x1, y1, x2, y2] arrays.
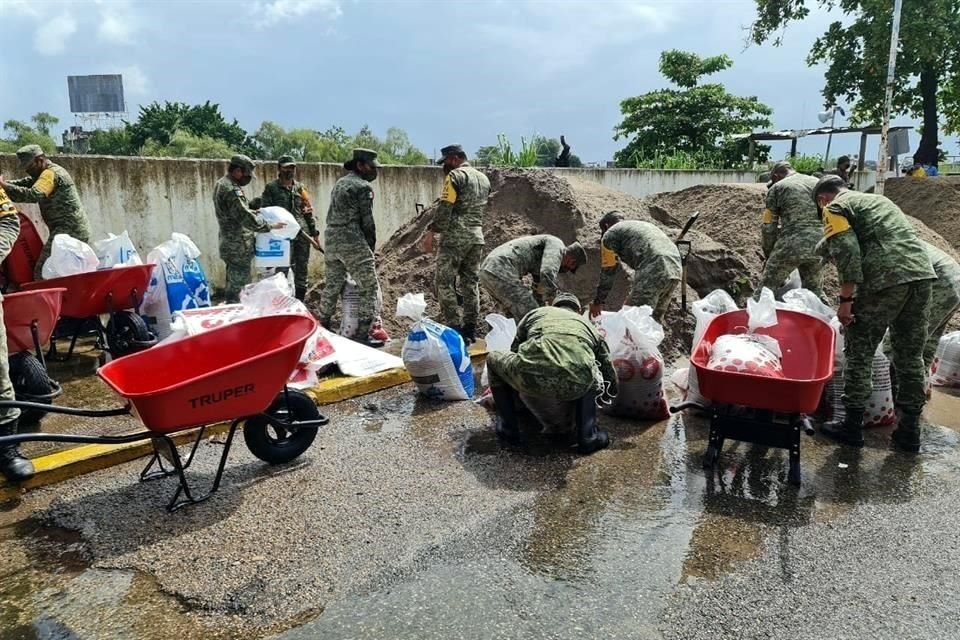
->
[[0, 348, 488, 498]]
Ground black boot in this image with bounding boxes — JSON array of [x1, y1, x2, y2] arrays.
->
[[351, 320, 385, 349], [491, 385, 521, 445], [294, 286, 307, 302], [0, 420, 35, 482], [575, 391, 610, 454], [821, 407, 865, 447], [318, 316, 332, 331], [891, 412, 922, 453], [459, 324, 477, 345]]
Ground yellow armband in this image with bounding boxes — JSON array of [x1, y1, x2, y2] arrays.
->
[[600, 242, 617, 268], [822, 209, 851, 239], [0, 187, 17, 217], [440, 175, 457, 204], [761, 208, 775, 224], [33, 169, 56, 197]]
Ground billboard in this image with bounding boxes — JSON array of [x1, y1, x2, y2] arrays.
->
[[67, 75, 126, 113]]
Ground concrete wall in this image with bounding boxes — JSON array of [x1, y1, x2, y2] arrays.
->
[[0, 153, 877, 286]]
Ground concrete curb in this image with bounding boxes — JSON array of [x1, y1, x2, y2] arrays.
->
[[0, 349, 487, 500]]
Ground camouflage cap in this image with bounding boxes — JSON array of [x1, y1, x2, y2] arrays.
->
[[552, 292, 582, 313], [599, 210, 625, 229], [812, 174, 846, 203], [278, 155, 297, 167], [565, 242, 587, 272], [770, 161, 793, 177], [344, 148, 380, 170], [436, 144, 465, 164], [16, 144, 45, 170], [230, 154, 255, 172]]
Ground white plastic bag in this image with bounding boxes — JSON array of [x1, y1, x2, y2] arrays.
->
[[824, 344, 895, 427], [931, 331, 960, 387], [141, 233, 211, 339], [782, 268, 802, 292], [340, 275, 386, 340], [707, 334, 785, 378], [41, 234, 98, 279], [254, 206, 301, 268], [480, 314, 517, 388], [593, 305, 669, 420], [95, 231, 143, 269], [398, 293, 474, 401], [746, 287, 778, 333], [780, 288, 834, 322], [688, 290, 739, 405], [258, 206, 301, 240]]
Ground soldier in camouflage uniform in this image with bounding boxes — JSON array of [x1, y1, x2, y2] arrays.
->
[[487, 292, 617, 454], [0, 186, 31, 481], [815, 175, 936, 452], [428, 144, 490, 343], [920, 242, 960, 369], [760, 161, 824, 299], [257, 155, 321, 301], [589, 211, 681, 324], [479, 235, 587, 320], [317, 149, 383, 348], [1, 144, 91, 280], [213, 154, 279, 303]]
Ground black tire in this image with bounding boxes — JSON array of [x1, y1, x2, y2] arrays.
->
[[8, 352, 58, 427], [106, 311, 156, 357], [243, 390, 322, 464]]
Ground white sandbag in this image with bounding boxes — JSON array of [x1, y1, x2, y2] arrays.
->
[[593, 305, 669, 420], [824, 344, 896, 427], [41, 234, 98, 279], [340, 275, 386, 340], [687, 289, 739, 405], [480, 314, 516, 388], [258, 206, 301, 240], [930, 331, 960, 388], [398, 293, 474, 401], [254, 206, 301, 268], [95, 230, 143, 269], [746, 287, 778, 332], [141, 233, 211, 340], [707, 334, 785, 378], [780, 288, 834, 322]]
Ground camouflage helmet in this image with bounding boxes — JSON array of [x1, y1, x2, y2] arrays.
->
[[564, 242, 588, 273], [812, 174, 846, 204], [16, 144, 45, 170], [552, 291, 582, 313], [277, 154, 297, 167], [437, 144, 465, 164], [230, 154, 255, 173], [599, 210, 625, 231]]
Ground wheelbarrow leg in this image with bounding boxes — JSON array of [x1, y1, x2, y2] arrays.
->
[[166, 420, 241, 513], [141, 426, 207, 482], [788, 417, 803, 486], [704, 421, 724, 469]]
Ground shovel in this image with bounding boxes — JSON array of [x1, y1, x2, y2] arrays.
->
[[675, 212, 699, 314]]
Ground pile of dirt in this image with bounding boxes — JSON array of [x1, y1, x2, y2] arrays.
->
[[886, 177, 960, 252]]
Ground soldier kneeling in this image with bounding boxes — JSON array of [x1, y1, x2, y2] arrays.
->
[[485, 292, 617, 454]]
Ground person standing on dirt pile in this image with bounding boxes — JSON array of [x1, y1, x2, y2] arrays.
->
[[317, 149, 384, 348], [0, 186, 31, 481], [589, 211, 681, 324], [487, 292, 616, 454], [0, 144, 92, 281], [814, 175, 936, 452], [256, 155, 321, 302], [479, 235, 587, 320], [759, 161, 825, 301], [833, 155, 853, 187], [427, 144, 490, 344], [214, 154, 283, 303], [554, 135, 572, 167]]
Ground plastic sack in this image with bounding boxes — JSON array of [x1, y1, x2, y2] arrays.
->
[[930, 331, 960, 387], [41, 234, 98, 279], [141, 233, 211, 340], [95, 231, 143, 269], [258, 206, 301, 240], [340, 275, 387, 341], [254, 235, 291, 268], [707, 334, 784, 378], [398, 293, 474, 401], [593, 305, 669, 420], [782, 268, 802, 292], [780, 288, 834, 322], [692, 290, 738, 347], [480, 314, 517, 387], [823, 344, 895, 427], [746, 287, 778, 333]]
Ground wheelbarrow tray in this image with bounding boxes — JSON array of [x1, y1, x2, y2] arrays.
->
[[22, 264, 155, 318], [98, 314, 316, 434], [3, 287, 65, 354], [691, 309, 835, 414]]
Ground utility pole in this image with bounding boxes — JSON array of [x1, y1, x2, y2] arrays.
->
[[876, 0, 903, 195]]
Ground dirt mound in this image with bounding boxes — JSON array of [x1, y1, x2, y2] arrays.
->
[[886, 177, 960, 254]]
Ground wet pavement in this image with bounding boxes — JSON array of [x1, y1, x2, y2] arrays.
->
[[3, 381, 960, 638]]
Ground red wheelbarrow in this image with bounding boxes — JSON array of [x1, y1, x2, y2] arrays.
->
[[22, 264, 157, 361], [0, 314, 328, 512], [3, 287, 67, 426], [671, 309, 836, 485]]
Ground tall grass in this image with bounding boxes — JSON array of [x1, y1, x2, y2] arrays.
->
[[490, 134, 539, 167]]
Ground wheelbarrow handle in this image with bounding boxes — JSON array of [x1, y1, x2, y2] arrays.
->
[[670, 401, 709, 414], [0, 429, 153, 448], [0, 400, 131, 418]]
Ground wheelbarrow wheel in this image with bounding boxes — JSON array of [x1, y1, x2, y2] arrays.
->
[[8, 352, 60, 427], [243, 390, 320, 464], [107, 311, 156, 357]]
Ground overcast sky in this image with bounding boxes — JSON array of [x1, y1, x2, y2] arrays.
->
[[0, 0, 950, 164]]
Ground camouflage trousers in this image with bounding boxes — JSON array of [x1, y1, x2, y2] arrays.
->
[[479, 269, 539, 320], [487, 351, 593, 402], [628, 276, 679, 323], [844, 280, 932, 415], [35, 224, 92, 281], [319, 241, 379, 323], [436, 243, 483, 327], [277, 236, 312, 299], [222, 258, 252, 304], [0, 300, 19, 424], [760, 250, 824, 301]]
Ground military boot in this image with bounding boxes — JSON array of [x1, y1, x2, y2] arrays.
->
[[891, 412, 922, 453], [352, 319, 385, 349], [820, 407, 865, 447], [491, 385, 522, 445], [575, 390, 610, 454], [0, 420, 35, 482], [459, 323, 477, 345], [294, 286, 307, 302], [318, 316, 333, 331]]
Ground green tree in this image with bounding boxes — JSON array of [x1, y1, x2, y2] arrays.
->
[[613, 49, 773, 168], [248, 122, 428, 164], [141, 130, 235, 159], [749, 0, 960, 165], [1, 117, 59, 155], [88, 127, 136, 155], [30, 112, 59, 137], [126, 101, 248, 152]]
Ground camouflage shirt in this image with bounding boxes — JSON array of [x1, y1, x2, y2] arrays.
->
[[512, 305, 619, 399], [595, 220, 681, 305], [432, 163, 489, 247], [925, 241, 960, 308], [0, 186, 20, 264], [819, 191, 935, 293], [4, 162, 91, 242], [481, 234, 566, 299], [213, 175, 269, 244], [259, 179, 318, 237], [325, 172, 376, 250], [762, 172, 821, 257]]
